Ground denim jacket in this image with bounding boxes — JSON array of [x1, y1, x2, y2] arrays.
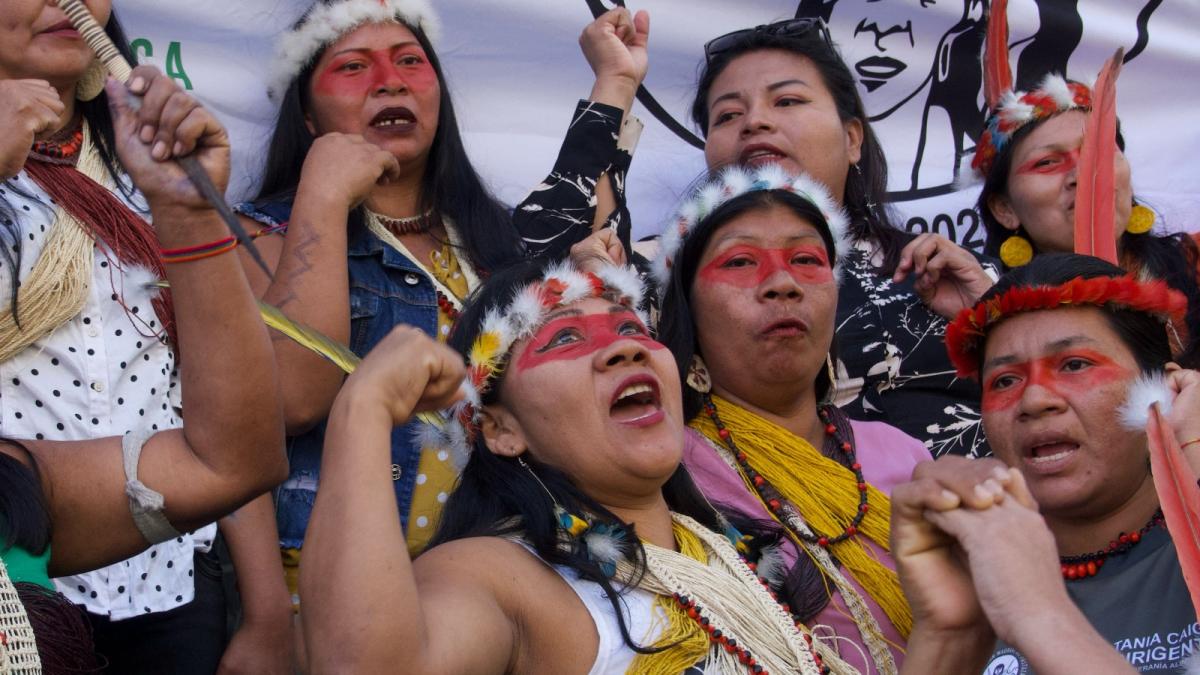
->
[[237, 200, 442, 548]]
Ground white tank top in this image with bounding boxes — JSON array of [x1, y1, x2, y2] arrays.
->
[[522, 545, 661, 675]]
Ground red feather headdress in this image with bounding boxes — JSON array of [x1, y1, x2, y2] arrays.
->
[[945, 275, 1187, 377]]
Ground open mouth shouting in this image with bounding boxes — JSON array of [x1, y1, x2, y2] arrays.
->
[[1023, 433, 1081, 473], [369, 106, 417, 134], [610, 375, 664, 427]]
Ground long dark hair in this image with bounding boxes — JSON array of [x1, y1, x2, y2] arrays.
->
[[0, 10, 139, 318], [977, 112, 1200, 366], [656, 189, 839, 421], [978, 253, 1173, 374], [253, 4, 522, 273], [429, 258, 733, 652], [690, 28, 911, 274], [0, 443, 50, 555]]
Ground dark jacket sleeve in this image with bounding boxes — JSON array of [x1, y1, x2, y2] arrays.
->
[[513, 100, 640, 260]]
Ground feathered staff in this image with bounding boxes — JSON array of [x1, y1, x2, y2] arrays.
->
[[1123, 376, 1200, 619], [983, 0, 1012, 110], [1073, 49, 1124, 265], [52, 0, 274, 280]]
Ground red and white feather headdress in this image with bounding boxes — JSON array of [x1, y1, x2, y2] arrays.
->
[[416, 261, 647, 468]]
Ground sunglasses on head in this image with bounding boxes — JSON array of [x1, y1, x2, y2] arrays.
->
[[704, 18, 834, 64]]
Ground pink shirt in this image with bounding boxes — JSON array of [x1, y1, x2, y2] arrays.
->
[[683, 419, 930, 675]]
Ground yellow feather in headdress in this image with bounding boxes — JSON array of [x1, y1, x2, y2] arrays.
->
[[469, 331, 503, 371]]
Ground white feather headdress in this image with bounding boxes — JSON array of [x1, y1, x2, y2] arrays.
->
[[268, 0, 441, 100], [651, 165, 851, 293]]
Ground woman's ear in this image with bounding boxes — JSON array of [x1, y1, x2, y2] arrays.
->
[[479, 405, 528, 458], [844, 118, 864, 166], [987, 193, 1022, 232]]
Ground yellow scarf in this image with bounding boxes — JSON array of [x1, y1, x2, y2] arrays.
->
[[690, 395, 913, 639]]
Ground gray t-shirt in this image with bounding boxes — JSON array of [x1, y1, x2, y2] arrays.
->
[[982, 525, 1198, 674]]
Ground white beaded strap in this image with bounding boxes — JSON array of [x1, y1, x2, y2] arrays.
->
[[122, 430, 181, 544]]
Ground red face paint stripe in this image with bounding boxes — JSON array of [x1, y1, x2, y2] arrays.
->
[[698, 244, 833, 289], [981, 349, 1129, 412], [514, 311, 664, 371], [1016, 149, 1079, 176], [313, 45, 437, 97]]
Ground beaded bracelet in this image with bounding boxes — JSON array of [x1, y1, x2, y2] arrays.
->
[[161, 235, 238, 263], [160, 224, 285, 264]]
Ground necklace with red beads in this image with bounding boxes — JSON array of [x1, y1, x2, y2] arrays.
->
[[29, 124, 84, 164], [376, 209, 435, 236], [703, 395, 869, 548], [1059, 509, 1164, 580], [672, 551, 833, 675]]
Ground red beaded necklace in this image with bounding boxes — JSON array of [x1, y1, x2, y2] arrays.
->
[[436, 291, 460, 323], [30, 125, 84, 162], [1059, 509, 1164, 580], [671, 556, 832, 675], [377, 210, 435, 236], [703, 396, 870, 548]]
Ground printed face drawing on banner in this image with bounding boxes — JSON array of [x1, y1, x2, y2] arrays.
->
[[824, 0, 966, 117]]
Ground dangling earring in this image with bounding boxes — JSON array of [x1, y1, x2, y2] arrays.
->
[[824, 353, 839, 403], [518, 456, 589, 536], [999, 234, 1033, 268], [76, 58, 107, 102], [1126, 204, 1155, 234], [686, 354, 712, 393], [854, 162, 877, 213]]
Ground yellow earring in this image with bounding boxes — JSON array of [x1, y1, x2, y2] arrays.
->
[[999, 235, 1034, 268], [1126, 204, 1155, 234]]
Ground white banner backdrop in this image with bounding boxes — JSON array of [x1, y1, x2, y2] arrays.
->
[[114, 0, 1200, 250]]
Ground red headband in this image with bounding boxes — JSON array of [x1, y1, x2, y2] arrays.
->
[[945, 275, 1187, 377]]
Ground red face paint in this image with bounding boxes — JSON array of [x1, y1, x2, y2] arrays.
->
[[515, 311, 664, 372], [981, 349, 1130, 412], [698, 244, 832, 289], [1016, 149, 1079, 176], [313, 45, 438, 98]]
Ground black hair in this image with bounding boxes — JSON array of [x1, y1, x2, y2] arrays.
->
[[429, 258, 741, 653], [978, 253, 1173, 374], [656, 189, 839, 421], [252, 3, 523, 273], [0, 10, 138, 319], [977, 109, 1200, 366], [690, 29, 912, 274], [0, 442, 51, 556]]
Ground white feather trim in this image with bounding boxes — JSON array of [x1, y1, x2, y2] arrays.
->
[[595, 265, 645, 307], [954, 151, 985, 190], [411, 420, 448, 452], [268, 0, 440, 100], [1039, 73, 1076, 109], [754, 543, 788, 589], [1181, 651, 1200, 675], [125, 263, 164, 299], [1118, 371, 1173, 430], [583, 530, 624, 567], [506, 285, 546, 340]]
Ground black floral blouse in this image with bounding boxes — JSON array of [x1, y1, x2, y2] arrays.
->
[[513, 100, 639, 260], [833, 243, 992, 458]]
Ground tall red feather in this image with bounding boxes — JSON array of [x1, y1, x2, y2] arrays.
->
[[1073, 49, 1123, 265], [983, 0, 1012, 109], [1146, 404, 1200, 619]]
